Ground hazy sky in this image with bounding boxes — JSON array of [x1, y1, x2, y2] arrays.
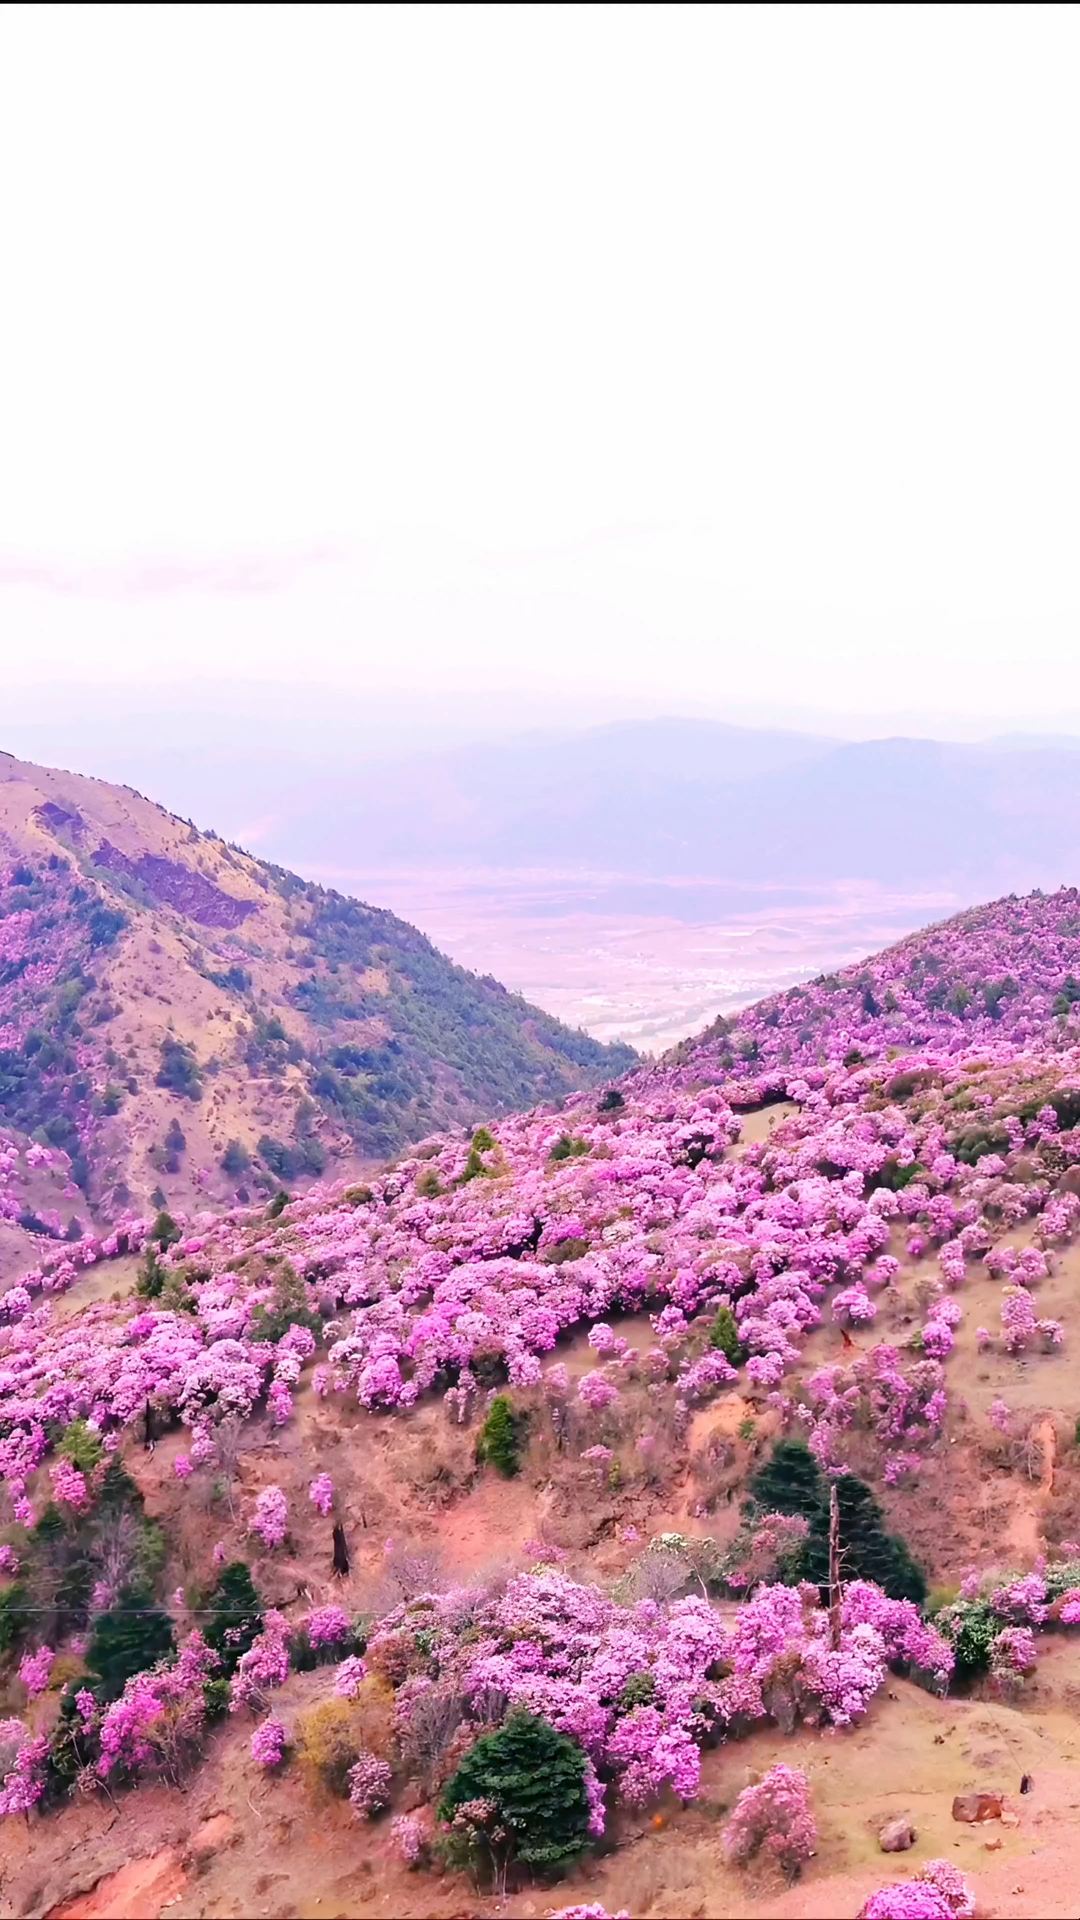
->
[[3, 3, 1080, 739]]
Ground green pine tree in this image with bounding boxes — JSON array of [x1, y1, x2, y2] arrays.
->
[[748, 1443, 926, 1604], [203, 1561, 264, 1674], [85, 1587, 175, 1700], [150, 1208, 182, 1249], [439, 1709, 590, 1875], [476, 1395, 521, 1476], [816, 1475, 927, 1604], [708, 1305, 746, 1366], [749, 1439, 825, 1521]]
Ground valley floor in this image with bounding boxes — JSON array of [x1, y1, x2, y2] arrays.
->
[[314, 870, 962, 1051]]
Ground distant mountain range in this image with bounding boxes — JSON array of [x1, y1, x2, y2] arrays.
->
[[222, 716, 1080, 900], [9, 697, 1080, 903], [0, 752, 634, 1264]]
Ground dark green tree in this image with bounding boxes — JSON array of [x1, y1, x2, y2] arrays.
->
[[155, 1038, 203, 1100], [749, 1439, 824, 1521], [439, 1709, 590, 1877], [136, 1244, 166, 1298], [548, 1134, 590, 1163], [708, 1305, 746, 1366], [247, 1262, 319, 1344], [476, 1395, 520, 1476], [85, 1588, 175, 1700], [150, 1208, 182, 1249], [203, 1561, 263, 1674], [748, 1443, 926, 1604], [0, 1582, 28, 1656], [221, 1137, 251, 1176], [808, 1475, 926, 1604]]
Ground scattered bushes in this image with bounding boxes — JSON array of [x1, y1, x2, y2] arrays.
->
[[258, 1134, 325, 1182], [221, 1138, 251, 1176], [156, 1038, 203, 1101]]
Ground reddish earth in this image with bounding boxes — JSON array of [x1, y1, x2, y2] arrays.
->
[[45, 1852, 186, 1920], [12, 1662, 1080, 1919], [9, 1197, 1080, 1915]]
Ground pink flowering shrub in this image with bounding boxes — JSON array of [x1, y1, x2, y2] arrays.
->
[[18, 1646, 53, 1699], [723, 1511, 810, 1591], [230, 1611, 291, 1711], [841, 1583, 953, 1689], [990, 1571, 1048, 1626], [861, 1860, 975, 1919], [832, 1285, 877, 1328], [722, 1764, 816, 1880], [333, 1655, 367, 1698], [305, 1606, 352, 1651], [96, 1630, 218, 1783], [251, 1485, 288, 1550], [989, 1624, 1038, 1682], [251, 1718, 288, 1769], [577, 1370, 619, 1413], [49, 1458, 89, 1512], [309, 1472, 335, 1516], [0, 1721, 48, 1815], [391, 1810, 430, 1866], [348, 1749, 392, 1816], [549, 1909, 629, 1920]]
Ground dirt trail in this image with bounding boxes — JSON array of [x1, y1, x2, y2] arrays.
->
[[1005, 1415, 1058, 1561], [47, 1253, 141, 1323]]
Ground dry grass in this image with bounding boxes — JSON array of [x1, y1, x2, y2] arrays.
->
[[294, 1680, 395, 1798]]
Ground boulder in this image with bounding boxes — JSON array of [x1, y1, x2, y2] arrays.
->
[[952, 1792, 1003, 1823], [878, 1816, 917, 1852]]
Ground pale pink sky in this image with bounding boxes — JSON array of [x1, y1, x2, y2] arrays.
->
[[2, 4, 1080, 736]]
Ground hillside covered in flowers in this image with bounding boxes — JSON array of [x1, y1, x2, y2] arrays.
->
[[0, 752, 633, 1275], [7, 884, 1080, 1915]]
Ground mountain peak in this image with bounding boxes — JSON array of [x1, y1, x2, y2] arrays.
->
[[0, 754, 634, 1271]]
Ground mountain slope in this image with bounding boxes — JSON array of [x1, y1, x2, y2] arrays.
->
[[0, 751, 634, 1254], [7, 888, 1080, 1915]]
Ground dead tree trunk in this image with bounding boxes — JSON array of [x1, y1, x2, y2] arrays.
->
[[332, 1521, 350, 1579], [827, 1482, 842, 1649]]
